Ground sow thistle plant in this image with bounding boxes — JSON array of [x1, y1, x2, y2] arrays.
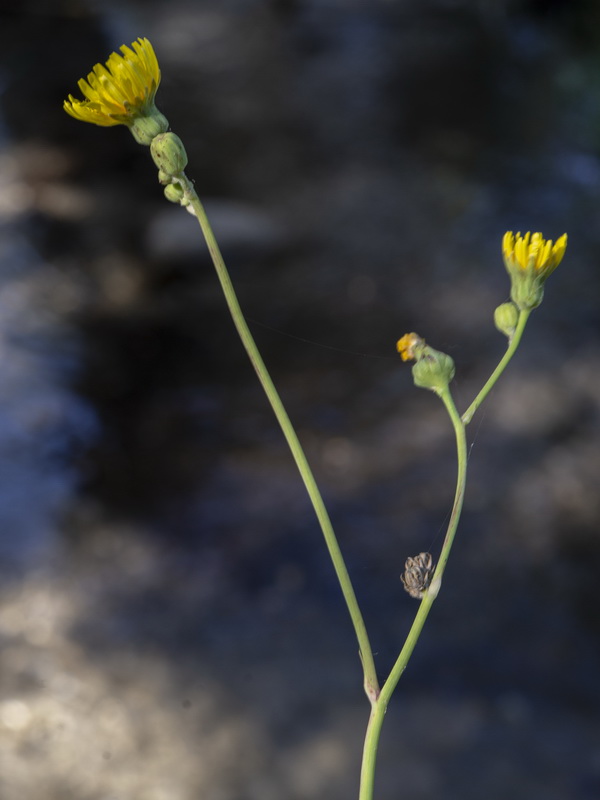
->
[[65, 38, 568, 800]]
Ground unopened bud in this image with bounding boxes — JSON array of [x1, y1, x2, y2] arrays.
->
[[494, 301, 519, 338], [164, 183, 185, 204], [151, 133, 188, 179], [129, 110, 169, 146], [412, 349, 455, 393]]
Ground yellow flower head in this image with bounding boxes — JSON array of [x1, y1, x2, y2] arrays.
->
[[64, 38, 168, 144], [503, 231, 567, 277], [396, 332, 425, 362], [502, 231, 567, 310]]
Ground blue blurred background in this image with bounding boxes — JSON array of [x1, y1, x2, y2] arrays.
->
[[0, 0, 599, 798]]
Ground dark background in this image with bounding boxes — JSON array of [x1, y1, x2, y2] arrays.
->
[[0, 0, 599, 798]]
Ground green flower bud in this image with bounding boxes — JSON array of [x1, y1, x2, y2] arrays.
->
[[164, 183, 185, 204], [129, 110, 170, 146], [412, 349, 455, 393], [151, 133, 188, 178], [158, 168, 173, 186], [494, 301, 519, 338]]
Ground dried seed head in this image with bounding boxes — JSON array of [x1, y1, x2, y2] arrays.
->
[[401, 552, 434, 599]]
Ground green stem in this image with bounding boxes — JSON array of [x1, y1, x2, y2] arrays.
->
[[358, 387, 467, 800], [177, 175, 380, 701], [462, 309, 531, 425]]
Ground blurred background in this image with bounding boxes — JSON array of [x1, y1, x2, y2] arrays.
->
[[0, 0, 599, 798]]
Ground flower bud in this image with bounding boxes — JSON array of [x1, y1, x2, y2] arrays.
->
[[397, 333, 455, 394], [412, 349, 455, 393], [150, 133, 188, 178], [494, 301, 519, 338], [164, 183, 185, 204], [129, 110, 169, 146]]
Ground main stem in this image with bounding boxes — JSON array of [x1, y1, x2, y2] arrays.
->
[[359, 387, 467, 800], [178, 175, 379, 700]]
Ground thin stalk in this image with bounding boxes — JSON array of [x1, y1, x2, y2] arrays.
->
[[462, 309, 531, 425], [358, 387, 467, 800], [177, 175, 380, 701]]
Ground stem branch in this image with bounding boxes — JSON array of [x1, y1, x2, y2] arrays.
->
[[178, 176, 379, 701], [462, 309, 531, 425]]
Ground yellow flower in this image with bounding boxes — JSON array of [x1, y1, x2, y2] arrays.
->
[[396, 332, 425, 362], [503, 231, 567, 277], [64, 38, 168, 145], [502, 231, 567, 310]]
